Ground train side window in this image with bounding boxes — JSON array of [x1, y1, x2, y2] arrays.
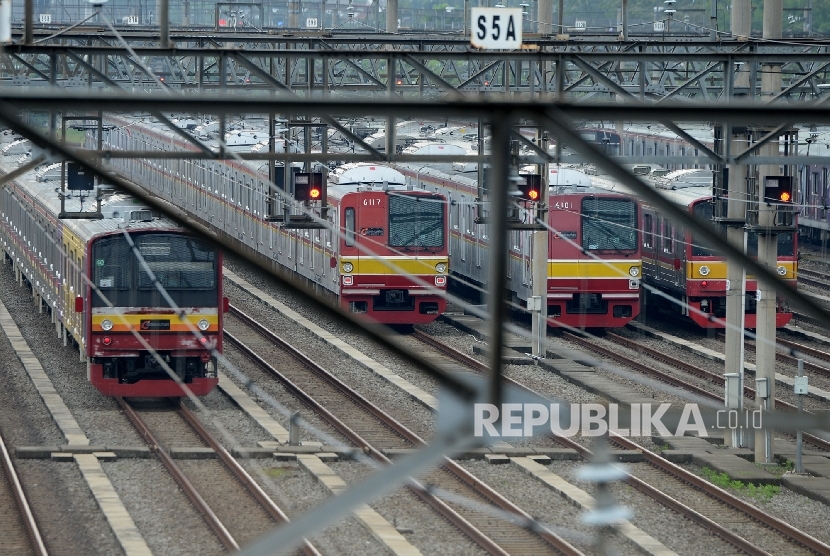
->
[[664, 221, 674, 254], [643, 214, 653, 248], [345, 208, 356, 247], [814, 172, 821, 195]]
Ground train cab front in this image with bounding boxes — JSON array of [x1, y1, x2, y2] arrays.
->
[[338, 190, 448, 325], [85, 232, 222, 397], [547, 194, 642, 329]]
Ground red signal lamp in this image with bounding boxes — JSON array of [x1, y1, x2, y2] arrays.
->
[[102, 337, 112, 346]]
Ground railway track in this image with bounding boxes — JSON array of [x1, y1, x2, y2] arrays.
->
[[569, 330, 830, 452], [798, 268, 830, 290], [117, 397, 319, 555], [713, 330, 830, 386], [0, 431, 47, 556], [225, 305, 582, 555], [410, 329, 830, 555]]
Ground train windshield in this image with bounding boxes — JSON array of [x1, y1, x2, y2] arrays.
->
[[581, 197, 638, 252], [747, 232, 795, 257], [691, 201, 794, 257], [388, 194, 444, 250], [91, 234, 218, 308], [691, 201, 717, 256]]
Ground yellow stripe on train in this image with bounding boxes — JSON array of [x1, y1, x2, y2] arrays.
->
[[546, 260, 642, 279], [341, 257, 449, 275], [91, 313, 219, 332], [685, 261, 797, 280]]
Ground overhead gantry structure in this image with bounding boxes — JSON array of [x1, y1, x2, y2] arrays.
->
[[4, 30, 830, 102]]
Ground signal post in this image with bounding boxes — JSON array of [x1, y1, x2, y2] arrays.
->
[[754, 0, 787, 463], [531, 133, 550, 358]]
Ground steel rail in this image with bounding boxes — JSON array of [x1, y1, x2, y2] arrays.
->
[[610, 434, 830, 556], [226, 306, 582, 556], [116, 397, 240, 552], [735, 335, 830, 380], [776, 336, 830, 366], [411, 329, 830, 555], [175, 403, 321, 556], [562, 330, 721, 399], [797, 268, 830, 290], [0, 431, 48, 556], [595, 332, 830, 452], [222, 330, 510, 556], [554, 435, 771, 556]]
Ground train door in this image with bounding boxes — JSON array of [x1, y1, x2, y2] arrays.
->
[[522, 223, 531, 287], [449, 194, 457, 257], [643, 212, 656, 277], [459, 196, 467, 265], [658, 217, 674, 284]]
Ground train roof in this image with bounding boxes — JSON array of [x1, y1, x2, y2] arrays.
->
[[589, 168, 714, 209], [329, 163, 405, 186], [0, 157, 183, 244]]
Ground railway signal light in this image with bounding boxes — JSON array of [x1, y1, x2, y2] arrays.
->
[[294, 172, 325, 202], [763, 176, 793, 204], [516, 174, 543, 202]]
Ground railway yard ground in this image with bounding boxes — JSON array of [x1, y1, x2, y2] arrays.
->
[[3, 252, 830, 555]]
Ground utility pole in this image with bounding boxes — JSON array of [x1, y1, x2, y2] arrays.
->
[[754, 0, 784, 464], [386, 0, 398, 33], [531, 132, 549, 358], [537, 0, 552, 34], [731, 0, 751, 89], [723, 126, 748, 447]]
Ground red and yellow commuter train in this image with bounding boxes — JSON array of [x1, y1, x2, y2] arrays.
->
[[100, 118, 449, 326], [0, 158, 224, 397], [396, 163, 643, 329]]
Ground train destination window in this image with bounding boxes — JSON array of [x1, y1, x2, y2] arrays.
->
[[345, 208, 356, 246], [388, 194, 444, 249]]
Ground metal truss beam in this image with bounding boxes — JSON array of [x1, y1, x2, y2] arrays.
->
[[7, 38, 830, 103]]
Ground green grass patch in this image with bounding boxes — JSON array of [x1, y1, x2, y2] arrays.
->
[[265, 467, 295, 479], [701, 467, 779, 500]]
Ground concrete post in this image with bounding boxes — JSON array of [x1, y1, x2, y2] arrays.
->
[[537, 0, 552, 34], [731, 0, 752, 88], [725, 131, 747, 447], [159, 0, 170, 48], [531, 133, 549, 358], [289, 0, 299, 28], [386, 0, 398, 33], [753, 0, 783, 465], [621, 0, 628, 40]]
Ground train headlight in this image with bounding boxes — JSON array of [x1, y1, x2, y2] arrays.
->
[[777, 266, 787, 276], [101, 319, 114, 331], [699, 265, 710, 277], [436, 263, 447, 273], [197, 319, 210, 331], [628, 266, 640, 277], [342, 262, 354, 273]]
